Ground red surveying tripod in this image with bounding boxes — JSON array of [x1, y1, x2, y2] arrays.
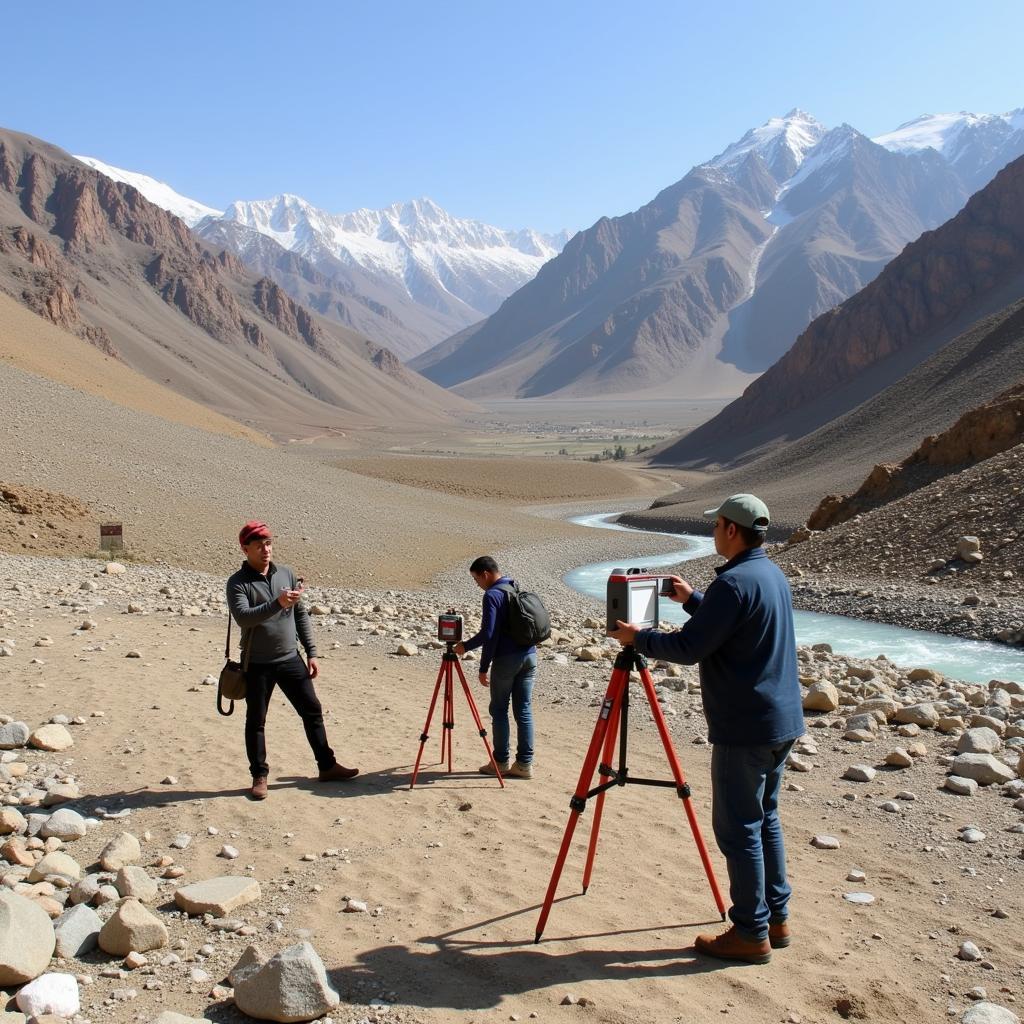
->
[[535, 644, 726, 941], [410, 642, 505, 789]]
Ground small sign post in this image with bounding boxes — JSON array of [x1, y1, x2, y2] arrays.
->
[[99, 522, 124, 551]]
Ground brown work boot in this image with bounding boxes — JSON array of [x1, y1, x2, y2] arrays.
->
[[479, 760, 510, 775], [250, 776, 269, 801], [317, 763, 359, 782], [694, 925, 771, 964], [768, 920, 791, 948], [505, 761, 533, 779]]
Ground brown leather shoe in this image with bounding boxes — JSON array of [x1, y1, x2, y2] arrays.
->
[[694, 925, 771, 964], [317, 763, 359, 782], [769, 920, 791, 948], [250, 776, 269, 800]]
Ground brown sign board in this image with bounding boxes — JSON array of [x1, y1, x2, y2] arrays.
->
[[100, 522, 124, 550]]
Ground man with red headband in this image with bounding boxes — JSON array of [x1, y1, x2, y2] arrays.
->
[[227, 520, 358, 800]]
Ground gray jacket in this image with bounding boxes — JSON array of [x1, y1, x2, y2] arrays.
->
[[226, 561, 317, 664]]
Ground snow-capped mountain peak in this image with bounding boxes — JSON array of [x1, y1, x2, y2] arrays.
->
[[73, 155, 221, 227], [217, 192, 570, 317], [709, 109, 828, 181], [872, 107, 1024, 192]]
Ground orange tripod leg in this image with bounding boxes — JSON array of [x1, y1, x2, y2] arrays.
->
[[636, 664, 726, 918], [535, 666, 629, 942], [410, 658, 448, 789], [453, 656, 504, 788], [581, 684, 623, 893]]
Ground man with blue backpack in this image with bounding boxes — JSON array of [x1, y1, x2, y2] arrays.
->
[[455, 555, 550, 780]]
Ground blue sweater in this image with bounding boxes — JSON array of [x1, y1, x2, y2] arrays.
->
[[462, 577, 536, 673], [633, 548, 803, 746]]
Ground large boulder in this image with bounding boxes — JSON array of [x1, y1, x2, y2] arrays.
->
[[53, 903, 102, 958], [98, 898, 168, 955], [14, 972, 80, 1018], [949, 753, 1016, 786], [174, 876, 262, 917], [0, 890, 56, 985], [231, 942, 340, 1022]]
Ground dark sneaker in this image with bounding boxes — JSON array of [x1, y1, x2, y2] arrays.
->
[[694, 925, 771, 965], [769, 921, 791, 948], [479, 760, 510, 775], [250, 776, 269, 800], [506, 761, 533, 779], [317, 763, 359, 782]]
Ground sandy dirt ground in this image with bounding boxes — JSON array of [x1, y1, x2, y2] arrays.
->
[[2, 560, 1022, 1024]]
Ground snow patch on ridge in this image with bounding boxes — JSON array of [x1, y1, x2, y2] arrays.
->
[[74, 156, 222, 227]]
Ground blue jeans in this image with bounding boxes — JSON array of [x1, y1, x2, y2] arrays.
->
[[710, 740, 795, 941], [488, 650, 536, 765]]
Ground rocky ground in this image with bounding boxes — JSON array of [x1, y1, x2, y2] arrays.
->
[[1, 549, 1023, 1024]]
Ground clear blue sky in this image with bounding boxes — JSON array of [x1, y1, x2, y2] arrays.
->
[[3, 1, 1022, 233]]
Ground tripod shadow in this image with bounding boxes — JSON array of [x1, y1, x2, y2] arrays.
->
[[328, 896, 735, 1011]]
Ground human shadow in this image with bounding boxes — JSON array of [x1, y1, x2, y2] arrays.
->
[[327, 897, 736, 1011]]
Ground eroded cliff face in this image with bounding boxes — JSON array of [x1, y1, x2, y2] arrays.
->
[[0, 224, 116, 355], [806, 382, 1024, 531]]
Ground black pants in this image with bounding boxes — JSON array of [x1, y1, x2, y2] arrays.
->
[[244, 654, 336, 778]]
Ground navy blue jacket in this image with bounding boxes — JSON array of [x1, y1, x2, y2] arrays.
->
[[462, 577, 536, 673], [633, 548, 803, 746]]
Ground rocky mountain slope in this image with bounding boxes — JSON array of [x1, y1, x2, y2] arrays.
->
[[658, 154, 1024, 468], [413, 107, 1022, 399], [775, 441, 1024, 617], [0, 128, 470, 437], [807, 382, 1024, 531]]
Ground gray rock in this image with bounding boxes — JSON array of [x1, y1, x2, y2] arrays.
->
[[0, 890, 56, 985], [950, 753, 1015, 786], [961, 1003, 1021, 1024], [69, 873, 105, 906], [54, 903, 102, 958], [232, 941, 340, 1022], [843, 764, 877, 782], [115, 865, 158, 902], [946, 775, 980, 796], [174, 876, 262, 917], [958, 727, 1003, 755], [894, 703, 940, 728], [0, 722, 30, 749], [98, 899, 169, 955], [39, 808, 88, 842], [959, 940, 983, 961]]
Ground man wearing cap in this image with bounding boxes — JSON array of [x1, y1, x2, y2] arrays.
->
[[609, 494, 803, 965], [227, 521, 358, 800]]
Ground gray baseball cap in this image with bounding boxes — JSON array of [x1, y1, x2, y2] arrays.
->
[[703, 493, 770, 532]]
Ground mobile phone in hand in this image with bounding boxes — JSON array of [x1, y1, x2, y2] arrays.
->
[[659, 577, 676, 596]]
